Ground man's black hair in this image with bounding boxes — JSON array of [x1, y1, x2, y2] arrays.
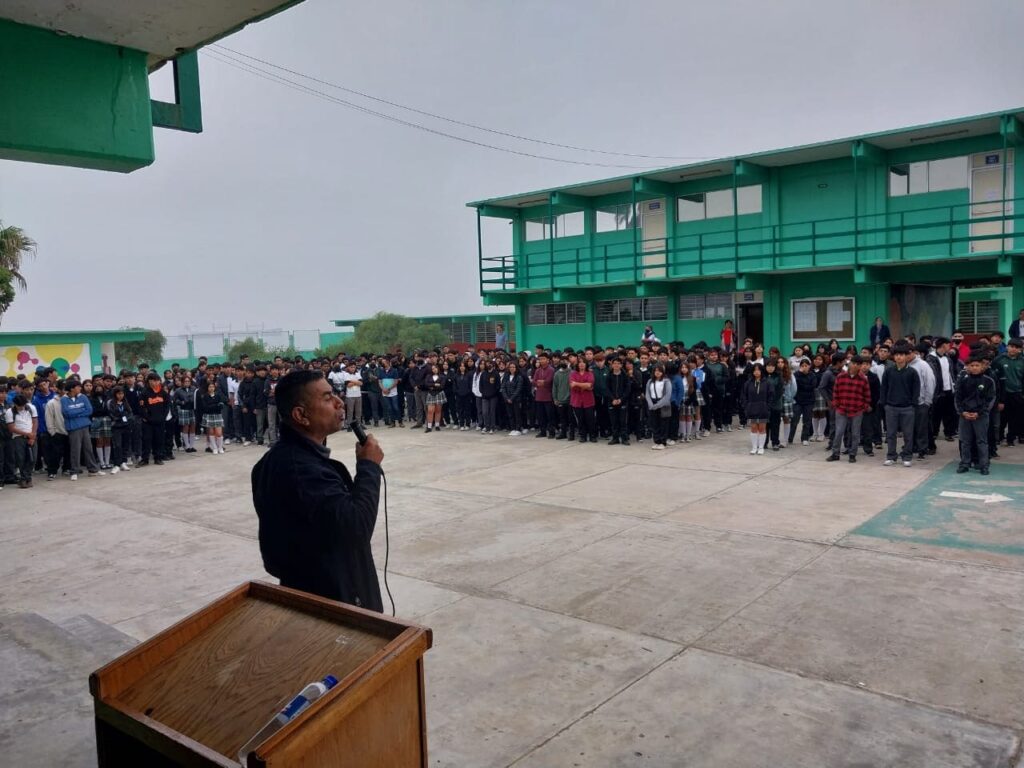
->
[[275, 369, 324, 423]]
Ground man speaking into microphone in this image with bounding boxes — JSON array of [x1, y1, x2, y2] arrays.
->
[[251, 369, 386, 612]]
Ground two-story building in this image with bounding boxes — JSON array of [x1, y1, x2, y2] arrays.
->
[[469, 109, 1022, 352]]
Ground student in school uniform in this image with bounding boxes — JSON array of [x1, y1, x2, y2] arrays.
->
[[199, 379, 227, 454], [4, 394, 37, 488], [741, 363, 771, 455], [645, 365, 672, 450], [552, 358, 574, 440], [765, 358, 784, 451], [955, 355, 996, 475], [606, 357, 630, 445], [827, 356, 872, 463], [569, 359, 597, 443], [107, 386, 134, 472], [880, 342, 920, 467]]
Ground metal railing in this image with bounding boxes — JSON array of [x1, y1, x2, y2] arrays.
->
[[479, 197, 1022, 292]]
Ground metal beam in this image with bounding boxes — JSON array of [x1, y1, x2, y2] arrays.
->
[[852, 139, 886, 164], [151, 52, 202, 133], [853, 266, 886, 284], [552, 287, 589, 302], [735, 273, 773, 291], [550, 191, 592, 210], [733, 160, 770, 184], [634, 177, 674, 198], [1000, 114, 1022, 146], [477, 204, 520, 219]]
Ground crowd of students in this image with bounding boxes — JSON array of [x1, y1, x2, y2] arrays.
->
[[3, 321, 1021, 489]]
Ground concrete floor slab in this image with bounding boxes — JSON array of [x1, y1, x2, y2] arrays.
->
[[387, 500, 637, 590], [660, 472, 890, 543], [699, 546, 1024, 728], [420, 595, 680, 767], [496, 520, 824, 643], [527, 464, 748, 518], [515, 649, 1020, 768]]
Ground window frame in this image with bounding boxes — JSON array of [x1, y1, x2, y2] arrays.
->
[[676, 185, 762, 222], [526, 302, 588, 326], [595, 296, 667, 323], [888, 156, 969, 197]]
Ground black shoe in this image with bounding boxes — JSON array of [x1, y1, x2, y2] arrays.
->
[[980, 467, 990, 475], [621, 439, 630, 446], [926, 448, 936, 455], [166, 454, 175, 460], [555, 434, 566, 440], [535, 431, 547, 438], [608, 438, 620, 445], [154, 459, 164, 465], [848, 455, 856, 463], [772, 445, 780, 451], [578, 437, 587, 443], [863, 450, 874, 457], [548, 434, 556, 439], [138, 460, 149, 466], [826, 455, 840, 462], [956, 466, 970, 474], [917, 453, 927, 460], [944, 436, 955, 442], [205, 447, 213, 453], [589, 436, 598, 443]]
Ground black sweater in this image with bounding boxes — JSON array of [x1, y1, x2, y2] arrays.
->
[[955, 373, 996, 414], [880, 365, 920, 408]]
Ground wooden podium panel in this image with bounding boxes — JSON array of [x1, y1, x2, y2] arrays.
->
[[90, 581, 432, 767]]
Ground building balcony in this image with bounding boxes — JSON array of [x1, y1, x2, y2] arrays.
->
[[480, 198, 1022, 295]]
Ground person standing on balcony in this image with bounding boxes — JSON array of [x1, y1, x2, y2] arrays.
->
[[720, 320, 736, 353], [1009, 309, 1024, 340], [870, 317, 892, 348], [642, 326, 661, 345], [495, 323, 508, 351]]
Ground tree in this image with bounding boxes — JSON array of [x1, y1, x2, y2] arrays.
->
[[349, 312, 448, 355], [224, 336, 267, 360], [0, 222, 36, 321], [115, 329, 167, 369]]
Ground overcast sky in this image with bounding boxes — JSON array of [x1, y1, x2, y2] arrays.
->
[[1, 0, 1021, 336]]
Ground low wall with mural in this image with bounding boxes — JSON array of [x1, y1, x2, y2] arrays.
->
[[0, 343, 91, 378]]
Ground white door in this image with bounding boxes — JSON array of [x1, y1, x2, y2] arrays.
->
[[640, 199, 666, 279], [970, 151, 1014, 253]]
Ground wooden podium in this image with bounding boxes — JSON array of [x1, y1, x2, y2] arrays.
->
[[89, 581, 432, 767]]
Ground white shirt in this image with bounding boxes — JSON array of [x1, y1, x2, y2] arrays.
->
[[327, 370, 347, 391], [909, 357, 936, 406], [226, 376, 240, 404], [340, 370, 362, 396], [937, 355, 952, 392], [5, 403, 37, 434]]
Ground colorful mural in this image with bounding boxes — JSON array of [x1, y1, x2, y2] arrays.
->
[[0, 344, 91, 378]]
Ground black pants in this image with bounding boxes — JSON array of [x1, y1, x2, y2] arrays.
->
[[111, 428, 131, 466], [1005, 392, 1024, 444], [609, 404, 627, 440], [594, 396, 610, 436], [0, 434, 16, 483], [630, 401, 648, 439], [534, 400, 556, 435], [555, 403, 574, 437], [669, 404, 680, 440], [142, 421, 167, 461], [10, 437, 32, 482], [959, 414, 990, 470], [768, 408, 782, 447], [861, 408, 880, 449], [45, 432, 68, 475], [932, 391, 956, 439], [789, 403, 813, 443], [703, 393, 725, 431], [573, 406, 596, 439], [457, 394, 474, 427], [913, 404, 931, 455], [505, 399, 523, 432], [648, 409, 668, 445]]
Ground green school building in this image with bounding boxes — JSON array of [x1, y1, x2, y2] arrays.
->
[[470, 109, 1024, 353]]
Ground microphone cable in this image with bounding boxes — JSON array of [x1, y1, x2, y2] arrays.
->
[[380, 467, 395, 616]]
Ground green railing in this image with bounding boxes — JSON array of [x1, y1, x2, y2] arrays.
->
[[480, 197, 1023, 293]]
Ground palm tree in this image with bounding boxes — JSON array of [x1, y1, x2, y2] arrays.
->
[[0, 222, 36, 291]]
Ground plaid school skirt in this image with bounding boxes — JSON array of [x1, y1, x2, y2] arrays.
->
[[782, 401, 794, 419], [425, 392, 447, 405], [178, 408, 196, 426], [202, 413, 224, 429], [681, 403, 696, 417], [695, 390, 706, 407], [89, 416, 112, 438], [813, 390, 829, 413]]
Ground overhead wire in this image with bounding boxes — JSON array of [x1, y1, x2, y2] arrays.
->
[[202, 48, 658, 169]]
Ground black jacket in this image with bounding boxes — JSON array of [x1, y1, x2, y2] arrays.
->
[[879, 365, 920, 408], [140, 385, 172, 424], [741, 378, 773, 420], [955, 373, 996, 414], [198, 390, 226, 416], [606, 370, 630, 405], [251, 424, 383, 612], [794, 370, 816, 406], [479, 370, 501, 399]]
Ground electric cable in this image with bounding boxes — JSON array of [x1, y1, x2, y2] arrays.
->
[[203, 49, 654, 169], [381, 467, 394, 616], [210, 43, 709, 162]]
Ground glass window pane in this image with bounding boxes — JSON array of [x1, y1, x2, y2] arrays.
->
[[706, 292, 733, 319], [475, 322, 496, 343], [595, 300, 618, 323], [617, 298, 642, 322], [547, 303, 567, 325], [705, 189, 734, 219], [678, 294, 705, 319], [889, 165, 909, 196], [927, 156, 967, 192], [677, 194, 705, 222], [737, 184, 762, 215], [908, 162, 928, 194], [527, 304, 547, 325], [525, 218, 548, 241], [595, 208, 617, 232], [643, 297, 668, 321], [615, 204, 636, 230], [569, 303, 587, 324], [557, 211, 584, 237]]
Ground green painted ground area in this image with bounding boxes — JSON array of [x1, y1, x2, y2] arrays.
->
[[853, 462, 1024, 555]]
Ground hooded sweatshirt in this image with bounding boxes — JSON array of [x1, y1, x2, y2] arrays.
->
[[61, 393, 93, 432]]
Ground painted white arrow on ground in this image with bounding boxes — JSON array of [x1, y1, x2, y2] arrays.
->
[[940, 491, 1012, 504]]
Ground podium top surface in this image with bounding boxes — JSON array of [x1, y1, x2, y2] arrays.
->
[[91, 581, 429, 761]]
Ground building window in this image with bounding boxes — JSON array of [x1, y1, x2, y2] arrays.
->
[[888, 156, 968, 196], [594, 297, 667, 323], [791, 297, 855, 341], [445, 322, 472, 343], [595, 204, 637, 232], [957, 299, 1002, 334], [676, 185, 762, 221], [527, 302, 587, 325], [677, 292, 733, 320], [524, 212, 585, 241]]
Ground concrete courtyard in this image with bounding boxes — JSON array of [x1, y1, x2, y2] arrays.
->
[[2, 425, 1023, 767]]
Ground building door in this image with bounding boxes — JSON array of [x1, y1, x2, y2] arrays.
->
[[640, 199, 666, 279], [736, 303, 764, 346], [970, 150, 1014, 253]]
